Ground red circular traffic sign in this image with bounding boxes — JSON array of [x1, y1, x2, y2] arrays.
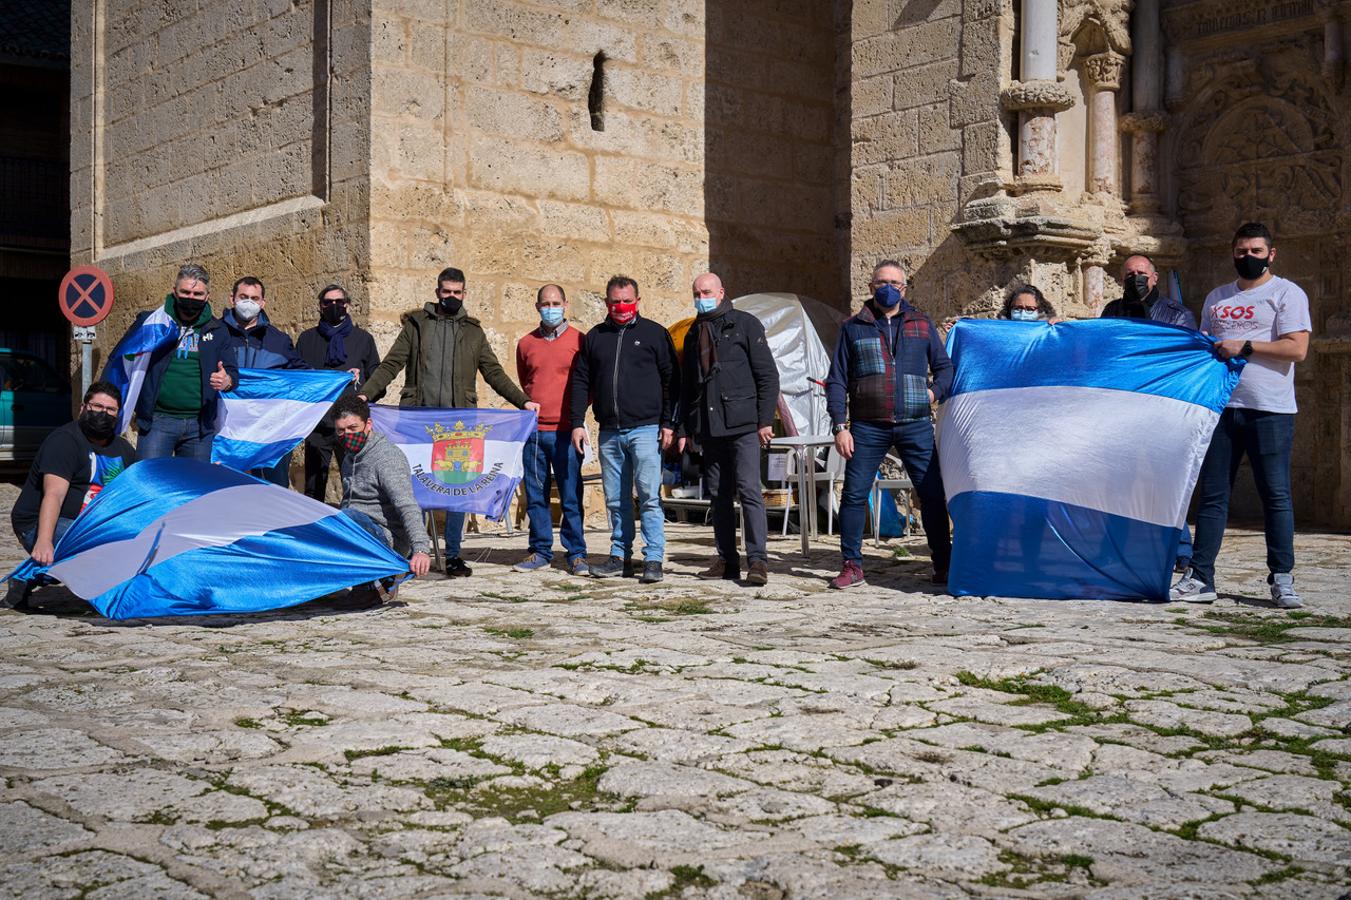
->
[[59, 265, 115, 327]]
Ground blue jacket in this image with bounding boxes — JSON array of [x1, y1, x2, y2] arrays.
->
[[826, 299, 954, 427], [222, 309, 308, 371], [124, 308, 240, 432]]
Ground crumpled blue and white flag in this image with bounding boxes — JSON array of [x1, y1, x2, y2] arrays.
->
[[938, 319, 1242, 601], [212, 368, 352, 472], [7, 458, 408, 619], [102, 306, 180, 434], [367, 405, 538, 518]]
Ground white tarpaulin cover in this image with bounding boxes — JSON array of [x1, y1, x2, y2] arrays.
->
[[731, 292, 841, 437]]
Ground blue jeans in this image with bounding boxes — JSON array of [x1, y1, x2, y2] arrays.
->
[[18, 517, 77, 553], [523, 430, 586, 562], [251, 449, 293, 487], [442, 511, 465, 558], [598, 424, 664, 562], [342, 508, 391, 549], [840, 419, 950, 571], [139, 416, 215, 462], [1190, 408, 1295, 590]]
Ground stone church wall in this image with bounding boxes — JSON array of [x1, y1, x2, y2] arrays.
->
[[71, 0, 374, 361]]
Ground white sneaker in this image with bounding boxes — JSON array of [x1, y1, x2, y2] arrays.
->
[[1270, 573, 1302, 609], [1170, 570, 1217, 604]]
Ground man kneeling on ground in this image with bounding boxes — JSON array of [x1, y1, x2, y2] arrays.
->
[[332, 395, 431, 580], [12, 380, 138, 564]]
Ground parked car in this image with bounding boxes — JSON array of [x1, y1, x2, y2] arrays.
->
[[0, 348, 71, 469]]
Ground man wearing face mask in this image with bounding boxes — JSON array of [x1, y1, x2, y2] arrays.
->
[[1100, 255, 1197, 328], [677, 273, 779, 585], [825, 260, 954, 590], [568, 275, 680, 583], [1172, 222, 1312, 609], [358, 267, 539, 578], [332, 394, 432, 580], [513, 284, 589, 575], [222, 276, 309, 486], [297, 284, 381, 501], [113, 263, 238, 461], [11, 381, 137, 568]]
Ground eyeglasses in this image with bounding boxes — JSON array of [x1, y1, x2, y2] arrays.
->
[[870, 278, 905, 288], [85, 402, 118, 415]]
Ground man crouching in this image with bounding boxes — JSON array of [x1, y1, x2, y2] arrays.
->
[[333, 395, 431, 581]]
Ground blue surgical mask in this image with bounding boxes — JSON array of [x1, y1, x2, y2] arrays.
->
[[873, 284, 903, 308], [1010, 309, 1040, 322], [539, 307, 565, 327], [694, 298, 719, 315]]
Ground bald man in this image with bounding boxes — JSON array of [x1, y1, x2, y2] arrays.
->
[[513, 284, 589, 575], [1101, 255, 1197, 328], [678, 273, 779, 585]]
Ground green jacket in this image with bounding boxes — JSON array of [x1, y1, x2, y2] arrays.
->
[[359, 302, 529, 409]]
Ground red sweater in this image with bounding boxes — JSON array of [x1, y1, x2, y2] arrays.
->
[[516, 325, 585, 431]]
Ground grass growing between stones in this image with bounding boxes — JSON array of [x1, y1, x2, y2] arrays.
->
[[954, 670, 1117, 730], [624, 598, 716, 621], [1176, 610, 1351, 644], [426, 763, 613, 823], [977, 850, 1097, 889], [482, 626, 535, 640], [645, 864, 715, 899]]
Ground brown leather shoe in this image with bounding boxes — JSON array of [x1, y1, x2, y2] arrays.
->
[[746, 560, 769, 586], [696, 558, 739, 580]]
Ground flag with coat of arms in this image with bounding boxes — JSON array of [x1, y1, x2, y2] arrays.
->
[[367, 405, 538, 518]]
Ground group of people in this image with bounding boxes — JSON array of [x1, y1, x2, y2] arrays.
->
[[9, 221, 1311, 610]]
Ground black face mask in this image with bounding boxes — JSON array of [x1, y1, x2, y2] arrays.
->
[[1123, 273, 1152, 301], [439, 297, 463, 316], [321, 303, 348, 325], [1234, 254, 1270, 280], [78, 409, 118, 443], [173, 297, 207, 323]]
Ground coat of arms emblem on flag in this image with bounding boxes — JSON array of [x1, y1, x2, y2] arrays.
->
[[428, 421, 493, 485]]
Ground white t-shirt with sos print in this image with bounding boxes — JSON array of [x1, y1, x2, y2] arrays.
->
[[1201, 275, 1312, 413]]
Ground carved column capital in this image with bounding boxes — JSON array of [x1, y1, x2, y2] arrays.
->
[[1084, 52, 1125, 91], [1000, 80, 1076, 112], [1119, 112, 1169, 134]]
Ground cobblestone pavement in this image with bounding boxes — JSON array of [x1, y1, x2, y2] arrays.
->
[[1, 516, 1349, 898]]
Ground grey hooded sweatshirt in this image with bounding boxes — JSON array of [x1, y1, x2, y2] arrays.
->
[[340, 430, 430, 556]]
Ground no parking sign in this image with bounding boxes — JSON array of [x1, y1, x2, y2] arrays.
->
[[58, 265, 115, 327]]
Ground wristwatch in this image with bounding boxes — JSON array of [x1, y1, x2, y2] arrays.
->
[[832, 423, 849, 435], [1240, 340, 1254, 359]]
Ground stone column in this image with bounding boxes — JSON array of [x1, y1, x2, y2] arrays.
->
[[1120, 0, 1166, 215], [1002, 1, 1072, 193], [1085, 52, 1123, 196], [1082, 243, 1113, 314], [1321, 5, 1345, 90]]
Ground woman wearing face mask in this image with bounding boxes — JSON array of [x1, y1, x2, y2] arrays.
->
[[999, 285, 1057, 322]]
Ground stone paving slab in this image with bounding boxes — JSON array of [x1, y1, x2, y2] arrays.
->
[[0, 523, 1348, 898]]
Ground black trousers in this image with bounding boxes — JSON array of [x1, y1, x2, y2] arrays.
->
[[304, 432, 346, 502], [703, 430, 767, 566]]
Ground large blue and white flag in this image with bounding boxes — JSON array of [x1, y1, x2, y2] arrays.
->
[[103, 306, 181, 434], [213, 368, 352, 471], [938, 319, 1242, 601], [7, 458, 408, 619], [367, 405, 537, 518]]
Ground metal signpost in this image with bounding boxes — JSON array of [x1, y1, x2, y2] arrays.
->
[[57, 265, 116, 398]]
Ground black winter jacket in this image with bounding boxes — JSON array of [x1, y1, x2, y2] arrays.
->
[[679, 307, 779, 439], [568, 314, 679, 431], [297, 321, 382, 436], [116, 309, 240, 433]]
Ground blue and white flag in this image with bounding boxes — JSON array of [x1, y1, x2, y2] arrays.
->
[[213, 368, 352, 472], [7, 458, 408, 619], [367, 405, 538, 518], [103, 307, 180, 434], [938, 319, 1242, 601]]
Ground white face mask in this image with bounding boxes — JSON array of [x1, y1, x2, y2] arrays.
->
[[234, 298, 262, 322]]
